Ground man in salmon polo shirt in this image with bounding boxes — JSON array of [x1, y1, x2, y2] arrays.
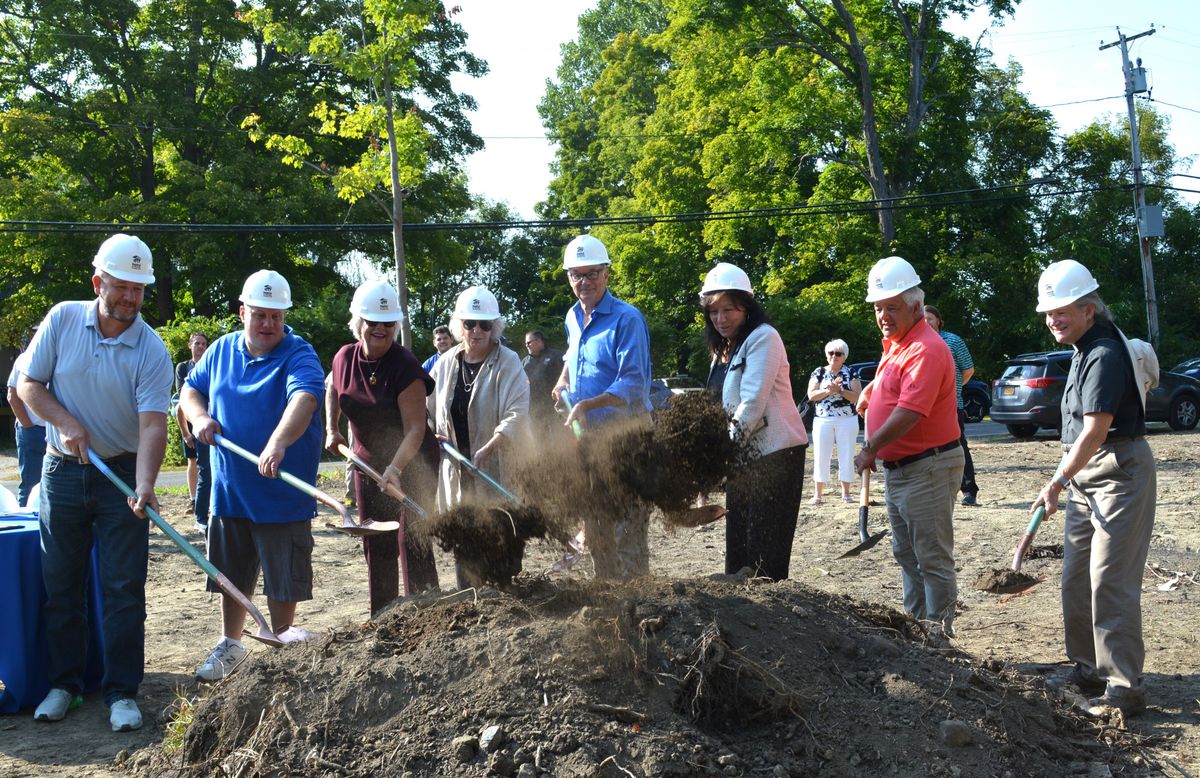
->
[[854, 256, 964, 638]]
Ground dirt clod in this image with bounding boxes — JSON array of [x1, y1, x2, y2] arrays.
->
[[973, 568, 1040, 594]]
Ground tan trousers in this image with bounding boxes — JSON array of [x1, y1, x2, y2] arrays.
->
[[1062, 437, 1156, 692], [883, 445, 964, 631], [585, 501, 650, 581]]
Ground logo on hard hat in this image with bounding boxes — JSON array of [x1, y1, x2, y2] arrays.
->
[[470, 299, 481, 311], [263, 285, 274, 298], [131, 256, 143, 269], [1043, 282, 1054, 295], [576, 246, 587, 258], [378, 297, 389, 310], [872, 277, 884, 289]]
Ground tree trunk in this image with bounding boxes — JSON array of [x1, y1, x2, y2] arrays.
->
[[383, 77, 412, 349]]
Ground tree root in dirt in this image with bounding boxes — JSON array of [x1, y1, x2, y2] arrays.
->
[[674, 620, 808, 729]]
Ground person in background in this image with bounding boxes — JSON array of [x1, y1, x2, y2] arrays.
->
[[923, 305, 979, 506], [522, 330, 564, 436], [326, 280, 440, 614], [7, 340, 46, 507], [806, 339, 861, 504], [428, 286, 530, 588], [174, 331, 210, 531], [1031, 260, 1156, 718], [19, 234, 172, 732], [855, 256, 963, 639], [181, 270, 324, 682], [701, 263, 808, 581], [421, 325, 453, 374], [551, 234, 653, 581]]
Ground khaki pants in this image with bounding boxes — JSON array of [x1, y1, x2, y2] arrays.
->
[[883, 446, 964, 630], [1062, 437, 1156, 692], [585, 502, 650, 581]]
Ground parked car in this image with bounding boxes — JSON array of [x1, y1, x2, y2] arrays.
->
[[990, 350, 1200, 438], [649, 374, 704, 410], [817, 360, 990, 423], [1169, 357, 1200, 381]]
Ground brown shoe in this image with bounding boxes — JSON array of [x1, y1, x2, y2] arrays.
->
[[1087, 689, 1146, 717]]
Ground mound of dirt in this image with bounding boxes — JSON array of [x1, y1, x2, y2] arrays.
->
[[133, 576, 1132, 777], [973, 568, 1040, 594]]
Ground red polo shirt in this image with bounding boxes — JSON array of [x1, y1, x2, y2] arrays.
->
[[866, 319, 960, 461]]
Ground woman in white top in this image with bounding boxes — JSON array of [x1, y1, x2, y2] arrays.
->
[[701, 263, 808, 581], [806, 339, 861, 504]]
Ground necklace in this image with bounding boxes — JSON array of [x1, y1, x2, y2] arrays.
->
[[460, 359, 482, 393], [361, 347, 383, 386]]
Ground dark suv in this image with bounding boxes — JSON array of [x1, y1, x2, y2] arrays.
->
[[991, 350, 1200, 438]]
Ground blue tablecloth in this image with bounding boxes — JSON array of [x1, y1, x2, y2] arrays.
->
[[0, 514, 103, 713]]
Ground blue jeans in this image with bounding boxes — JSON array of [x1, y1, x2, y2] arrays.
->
[[39, 454, 148, 704], [15, 422, 47, 506], [194, 439, 211, 523]]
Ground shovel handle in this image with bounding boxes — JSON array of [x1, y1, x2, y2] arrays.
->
[[215, 434, 352, 526], [560, 392, 585, 439], [337, 444, 428, 519], [1011, 505, 1047, 571], [86, 448, 280, 645], [439, 440, 523, 505]]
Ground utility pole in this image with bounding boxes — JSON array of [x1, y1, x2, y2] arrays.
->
[[1100, 26, 1161, 349]]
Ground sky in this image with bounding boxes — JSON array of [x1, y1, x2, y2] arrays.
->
[[450, 0, 1200, 218]]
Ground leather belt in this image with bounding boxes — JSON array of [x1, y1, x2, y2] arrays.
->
[[1061, 434, 1143, 452], [47, 446, 137, 465], [881, 441, 961, 471]]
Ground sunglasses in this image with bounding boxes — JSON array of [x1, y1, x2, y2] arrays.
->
[[827, 351, 844, 356], [364, 319, 396, 328], [567, 269, 604, 282], [463, 320, 494, 332]]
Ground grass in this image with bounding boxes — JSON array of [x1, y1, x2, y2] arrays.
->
[[161, 689, 198, 754], [157, 484, 190, 497]]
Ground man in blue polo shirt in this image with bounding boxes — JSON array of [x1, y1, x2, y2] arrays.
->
[[552, 234, 652, 580], [19, 234, 172, 732], [180, 269, 324, 681]]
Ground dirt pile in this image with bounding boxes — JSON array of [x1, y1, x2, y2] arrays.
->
[[422, 504, 569, 588], [132, 575, 1135, 777]]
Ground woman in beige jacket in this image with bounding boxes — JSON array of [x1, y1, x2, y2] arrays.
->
[[428, 286, 530, 587]]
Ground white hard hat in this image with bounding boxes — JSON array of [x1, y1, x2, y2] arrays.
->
[[1035, 259, 1100, 312], [865, 256, 921, 303], [239, 269, 293, 310], [700, 262, 754, 297], [562, 235, 610, 270], [350, 279, 404, 323], [452, 285, 501, 320], [93, 234, 154, 284]]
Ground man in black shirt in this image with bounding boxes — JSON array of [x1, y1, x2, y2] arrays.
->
[[522, 330, 564, 435], [1030, 260, 1156, 718]]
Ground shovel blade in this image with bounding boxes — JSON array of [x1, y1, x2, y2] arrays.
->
[[244, 627, 285, 647], [838, 529, 889, 559], [325, 519, 401, 536], [669, 505, 727, 528]]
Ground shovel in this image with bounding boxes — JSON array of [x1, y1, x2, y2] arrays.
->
[[337, 444, 428, 519], [838, 469, 889, 558], [214, 434, 399, 536], [87, 449, 284, 647], [1012, 506, 1047, 572], [439, 440, 523, 505]]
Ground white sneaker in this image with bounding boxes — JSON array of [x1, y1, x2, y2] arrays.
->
[[109, 698, 142, 732], [33, 688, 81, 722], [195, 640, 249, 682]]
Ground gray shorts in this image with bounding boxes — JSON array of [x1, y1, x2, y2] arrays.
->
[[206, 516, 314, 602]]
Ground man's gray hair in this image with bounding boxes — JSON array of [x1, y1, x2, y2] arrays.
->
[[1074, 292, 1113, 324], [901, 286, 925, 307]]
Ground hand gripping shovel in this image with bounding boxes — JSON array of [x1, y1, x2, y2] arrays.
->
[[87, 449, 284, 647], [1012, 506, 1047, 572], [214, 434, 398, 536], [337, 444, 428, 519], [439, 440, 523, 505], [838, 469, 889, 558]]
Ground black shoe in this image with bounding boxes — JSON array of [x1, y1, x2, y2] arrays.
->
[[960, 493, 978, 506], [1088, 689, 1146, 717], [1048, 666, 1106, 695]]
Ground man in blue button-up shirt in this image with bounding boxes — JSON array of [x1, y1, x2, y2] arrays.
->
[[552, 235, 652, 580]]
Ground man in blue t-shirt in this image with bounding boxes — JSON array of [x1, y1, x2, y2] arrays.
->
[[181, 270, 324, 682], [925, 305, 979, 506]]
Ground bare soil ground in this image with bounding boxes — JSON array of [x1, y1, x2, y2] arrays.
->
[[1, 430, 1197, 777]]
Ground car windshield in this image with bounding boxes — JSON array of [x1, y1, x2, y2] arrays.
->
[[1000, 363, 1042, 381]]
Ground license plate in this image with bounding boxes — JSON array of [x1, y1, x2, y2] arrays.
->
[[1002, 386, 1016, 396]]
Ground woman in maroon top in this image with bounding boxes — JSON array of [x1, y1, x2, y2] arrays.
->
[[326, 280, 439, 614]]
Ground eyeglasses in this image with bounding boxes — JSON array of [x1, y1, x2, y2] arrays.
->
[[364, 320, 396, 329], [827, 351, 844, 357], [463, 320, 494, 332], [567, 269, 605, 282]]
